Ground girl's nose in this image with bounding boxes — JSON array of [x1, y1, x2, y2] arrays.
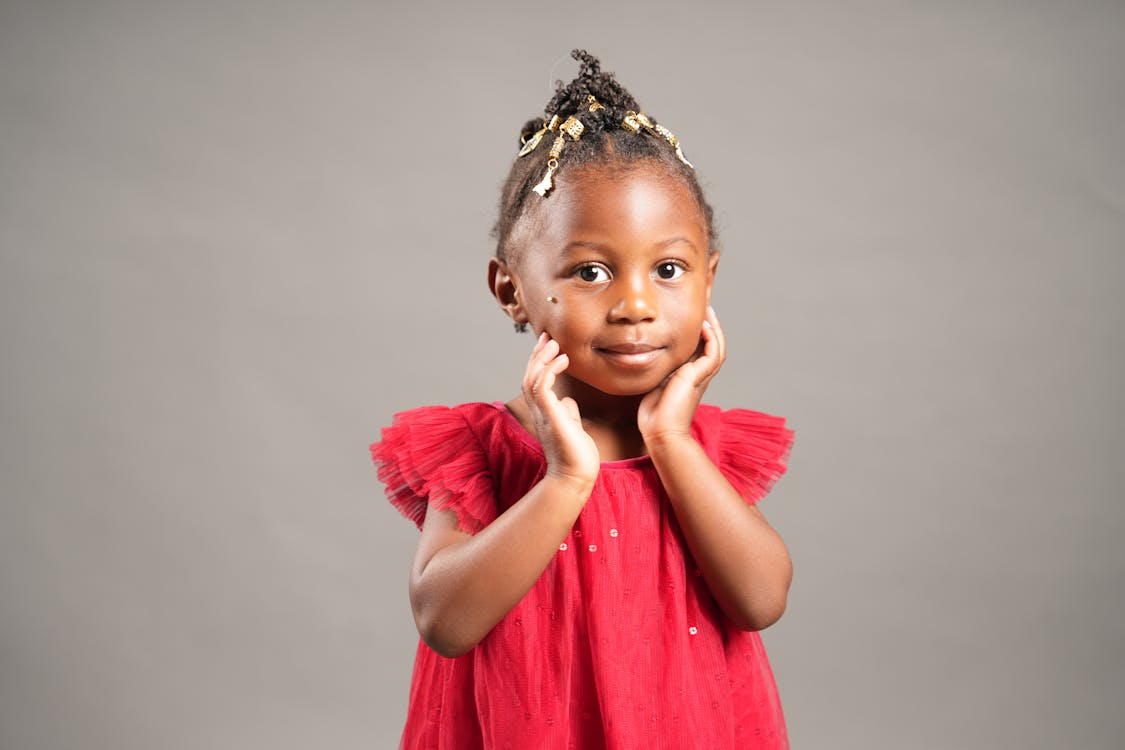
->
[[608, 276, 656, 323]]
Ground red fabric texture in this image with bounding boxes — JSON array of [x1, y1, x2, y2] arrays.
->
[[371, 402, 794, 749]]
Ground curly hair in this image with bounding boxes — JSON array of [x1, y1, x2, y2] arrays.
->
[[492, 50, 717, 262]]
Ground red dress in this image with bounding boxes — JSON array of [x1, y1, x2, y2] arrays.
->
[[371, 401, 794, 749]]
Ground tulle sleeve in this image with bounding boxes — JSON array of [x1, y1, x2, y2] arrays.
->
[[370, 405, 497, 533], [716, 408, 795, 505]]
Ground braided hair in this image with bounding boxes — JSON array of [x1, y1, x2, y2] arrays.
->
[[492, 50, 717, 262]]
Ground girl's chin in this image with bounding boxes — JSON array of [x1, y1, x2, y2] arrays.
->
[[560, 369, 678, 399]]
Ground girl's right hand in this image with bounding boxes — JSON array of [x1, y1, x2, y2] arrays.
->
[[522, 332, 600, 488]]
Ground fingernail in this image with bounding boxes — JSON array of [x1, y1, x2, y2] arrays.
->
[[707, 305, 715, 316], [702, 320, 712, 328]]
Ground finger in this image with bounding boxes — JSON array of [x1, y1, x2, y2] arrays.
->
[[524, 341, 560, 404], [526, 331, 549, 366], [700, 317, 719, 361], [536, 337, 560, 367], [538, 352, 568, 402], [534, 354, 570, 422], [707, 305, 727, 365], [531, 346, 567, 395], [687, 321, 721, 388], [558, 395, 581, 422], [523, 336, 546, 381], [660, 361, 702, 398], [526, 341, 559, 384], [523, 333, 549, 382], [643, 379, 668, 405]]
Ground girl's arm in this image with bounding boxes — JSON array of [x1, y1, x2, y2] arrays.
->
[[408, 334, 599, 658], [640, 307, 792, 631], [647, 434, 792, 631]]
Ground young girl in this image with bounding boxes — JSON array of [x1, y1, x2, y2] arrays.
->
[[371, 50, 795, 749]]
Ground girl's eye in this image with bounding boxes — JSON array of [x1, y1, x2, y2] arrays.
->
[[655, 262, 685, 280], [576, 265, 609, 283]]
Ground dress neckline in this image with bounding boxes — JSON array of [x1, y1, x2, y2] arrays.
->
[[488, 401, 654, 470]]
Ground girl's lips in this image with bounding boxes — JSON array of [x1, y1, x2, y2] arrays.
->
[[594, 343, 663, 368]]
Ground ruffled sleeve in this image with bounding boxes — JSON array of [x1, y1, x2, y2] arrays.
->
[[370, 405, 497, 533], [716, 408, 794, 505]]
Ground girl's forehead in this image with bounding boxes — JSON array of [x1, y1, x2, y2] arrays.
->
[[539, 165, 708, 239]]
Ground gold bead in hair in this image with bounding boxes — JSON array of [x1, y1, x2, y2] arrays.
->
[[560, 115, 585, 139]]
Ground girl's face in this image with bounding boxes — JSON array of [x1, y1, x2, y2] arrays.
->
[[494, 163, 718, 397]]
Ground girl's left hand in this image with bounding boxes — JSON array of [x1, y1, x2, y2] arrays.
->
[[638, 305, 726, 446]]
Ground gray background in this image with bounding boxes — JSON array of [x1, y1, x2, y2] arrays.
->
[[2, 1, 1123, 748]]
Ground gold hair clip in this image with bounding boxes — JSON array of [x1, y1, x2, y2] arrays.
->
[[518, 131, 544, 157], [532, 115, 585, 196], [587, 94, 604, 113], [654, 123, 693, 168], [518, 115, 560, 157], [620, 111, 693, 168]]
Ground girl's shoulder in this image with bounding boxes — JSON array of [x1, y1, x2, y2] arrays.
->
[[370, 402, 512, 533], [371, 402, 546, 532], [374, 402, 530, 454], [691, 403, 792, 440], [694, 404, 795, 505]]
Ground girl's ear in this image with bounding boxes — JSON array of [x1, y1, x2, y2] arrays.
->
[[487, 257, 529, 326], [704, 251, 720, 305]]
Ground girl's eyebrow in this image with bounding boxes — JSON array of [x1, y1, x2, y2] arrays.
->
[[561, 240, 609, 253], [655, 236, 699, 251]]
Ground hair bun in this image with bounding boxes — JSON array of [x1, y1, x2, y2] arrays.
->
[[544, 49, 640, 127], [571, 49, 602, 78]]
